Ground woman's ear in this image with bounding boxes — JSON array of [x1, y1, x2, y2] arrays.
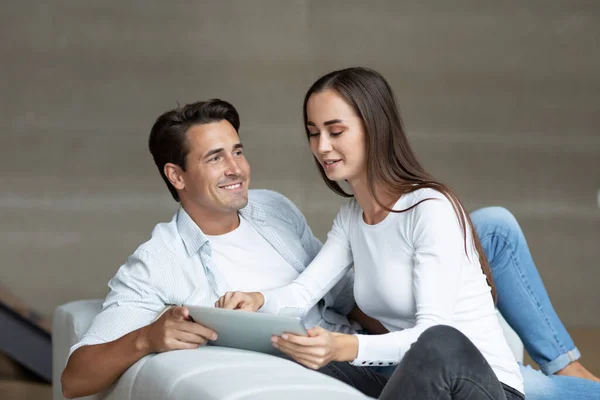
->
[[164, 163, 185, 191]]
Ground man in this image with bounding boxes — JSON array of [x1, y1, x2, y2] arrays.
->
[[61, 99, 597, 399], [61, 99, 360, 398]]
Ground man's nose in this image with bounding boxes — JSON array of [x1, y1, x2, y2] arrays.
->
[[224, 156, 242, 176]]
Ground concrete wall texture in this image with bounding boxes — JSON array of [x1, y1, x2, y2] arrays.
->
[[1, 1, 599, 326]]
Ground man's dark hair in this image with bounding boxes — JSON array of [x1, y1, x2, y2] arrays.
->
[[148, 99, 240, 202]]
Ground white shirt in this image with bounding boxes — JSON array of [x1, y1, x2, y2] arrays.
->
[[261, 188, 523, 394], [68, 190, 357, 358], [206, 215, 323, 326]]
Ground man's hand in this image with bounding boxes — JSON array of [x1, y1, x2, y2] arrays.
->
[[215, 291, 264, 311], [272, 327, 358, 370], [347, 304, 388, 335], [137, 306, 218, 353]]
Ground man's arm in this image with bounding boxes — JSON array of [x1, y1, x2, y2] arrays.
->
[[62, 325, 147, 398], [60, 249, 217, 399], [61, 306, 216, 399]]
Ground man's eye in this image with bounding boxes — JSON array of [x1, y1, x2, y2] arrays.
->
[[234, 150, 243, 156], [209, 156, 220, 162]]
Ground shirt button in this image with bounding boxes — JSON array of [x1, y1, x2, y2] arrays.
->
[[362, 361, 366, 365], [378, 362, 383, 365], [368, 362, 373, 365], [388, 362, 393, 365]]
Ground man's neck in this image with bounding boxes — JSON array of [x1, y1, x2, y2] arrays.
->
[[181, 201, 241, 236]]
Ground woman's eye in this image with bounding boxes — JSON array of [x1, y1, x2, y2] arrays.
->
[[308, 131, 319, 137], [330, 131, 343, 137]]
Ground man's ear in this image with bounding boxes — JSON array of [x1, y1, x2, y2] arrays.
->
[[164, 163, 185, 191]]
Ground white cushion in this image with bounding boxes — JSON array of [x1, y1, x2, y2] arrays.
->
[[53, 300, 368, 400], [53, 299, 523, 400]]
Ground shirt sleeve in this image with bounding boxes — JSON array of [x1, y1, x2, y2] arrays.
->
[[283, 195, 356, 317], [67, 249, 169, 359], [260, 203, 354, 318], [351, 195, 467, 366]]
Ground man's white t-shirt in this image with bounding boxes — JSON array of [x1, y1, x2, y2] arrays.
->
[[206, 215, 323, 326]]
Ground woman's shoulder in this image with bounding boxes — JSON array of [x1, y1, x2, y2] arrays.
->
[[400, 187, 448, 208], [399, 188, 462, 227], [337, 197, 361, 219]]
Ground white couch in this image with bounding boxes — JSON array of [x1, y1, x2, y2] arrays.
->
[[53, 300, 524, 400]]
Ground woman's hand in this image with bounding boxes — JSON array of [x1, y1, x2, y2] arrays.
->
[[215, 291, 264, 311], [272, 326, 358, 370]]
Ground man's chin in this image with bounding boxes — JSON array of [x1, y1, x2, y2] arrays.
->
[[226, 194, 249, 211]]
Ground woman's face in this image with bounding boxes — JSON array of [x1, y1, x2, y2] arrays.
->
[[305, 89, 367, 183]]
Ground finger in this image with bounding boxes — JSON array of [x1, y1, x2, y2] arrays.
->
[[218, 292, 231, 309], [274, 337, 326, 358], [307, 326, 326, 337], [217, 295, 227, 308], [159, 337, 199, 352], [173, 339, 202, 350], [272, 339, 325, 368], [178, 320, 218, 341], [238, 304, 255, 312], [280, 332, 325, 347], [289, 354, 323, 370], [222, 293, 243, 310], [170, 306, 190, 321], [274, 341, 309, 360], [174, 331, 208, 346]]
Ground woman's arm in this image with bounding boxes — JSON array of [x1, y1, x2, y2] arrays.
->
[[274, 195, 469, 369], [219, 236, 354, 317], [259, 237, 354, 317], [219, 203, 355, 317]]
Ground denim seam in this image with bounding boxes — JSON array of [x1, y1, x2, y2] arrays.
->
[[480, 231, 569, 366]]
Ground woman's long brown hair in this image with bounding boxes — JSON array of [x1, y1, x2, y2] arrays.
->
[[303, 67, 496, 302]]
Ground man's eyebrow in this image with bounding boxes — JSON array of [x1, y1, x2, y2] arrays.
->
[[203, 143, 243, 159], [203, 148, 224, 159], [306, 119, 344, 127]]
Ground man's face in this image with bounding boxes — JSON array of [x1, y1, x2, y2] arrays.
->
[[176, 120, 251, 215]]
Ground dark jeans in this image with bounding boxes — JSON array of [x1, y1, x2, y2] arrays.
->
[[318, 326, 524, 400]]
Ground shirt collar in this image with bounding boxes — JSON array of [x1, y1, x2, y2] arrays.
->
[[176, 196, 268, 257], [177, 207, 208, 257]]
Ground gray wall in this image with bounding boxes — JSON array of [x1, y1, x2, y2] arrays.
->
[[1, 1, 599, 326]]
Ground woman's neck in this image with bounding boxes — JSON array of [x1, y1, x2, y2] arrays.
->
[[347, 175, 400, 225]]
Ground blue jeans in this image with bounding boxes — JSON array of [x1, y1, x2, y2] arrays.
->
[[471, 207, 600, 399], [520, 364, 600, 400]]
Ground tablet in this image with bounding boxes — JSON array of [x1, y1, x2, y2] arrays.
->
[[186, 305, 308, 356]]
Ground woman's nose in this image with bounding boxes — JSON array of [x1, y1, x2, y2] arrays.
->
[[318, 135, 333, 153]]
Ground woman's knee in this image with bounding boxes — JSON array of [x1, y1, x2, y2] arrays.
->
[[413, 325, 478, 362]]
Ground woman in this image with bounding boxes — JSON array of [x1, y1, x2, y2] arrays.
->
[[219, 67, 525, 399]]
